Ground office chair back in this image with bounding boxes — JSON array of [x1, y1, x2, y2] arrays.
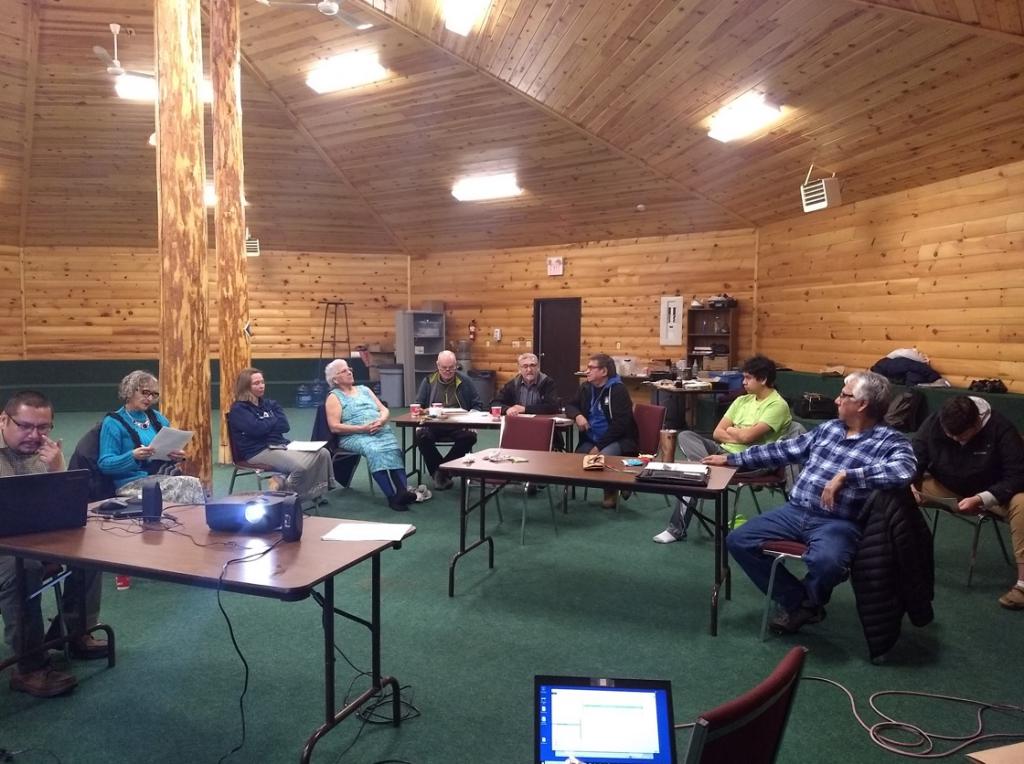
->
[[499, 415, 555, 451], [683, 646, 807, 764], [634, 403, 667, 455]]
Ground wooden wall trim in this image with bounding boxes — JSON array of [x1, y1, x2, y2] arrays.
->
[[845, 1, 1024, 46]]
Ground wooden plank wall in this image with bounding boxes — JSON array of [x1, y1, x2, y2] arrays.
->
[[411, 231, 757, 384], [757, 159, 1024, 392], [1, 248, 408, 359], [0, 246, 24, 359]]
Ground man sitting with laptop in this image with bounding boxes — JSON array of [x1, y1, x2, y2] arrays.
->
[[0, 390, 107, 697]]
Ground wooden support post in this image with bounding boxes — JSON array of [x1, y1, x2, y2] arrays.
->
[[211, 0, 251, 464], [154, 0, 212, 488]]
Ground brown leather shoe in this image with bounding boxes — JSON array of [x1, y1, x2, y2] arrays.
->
[[9, 666, 77, 698], [998, 585, 1024, 610], [70, 633, 109, 660]]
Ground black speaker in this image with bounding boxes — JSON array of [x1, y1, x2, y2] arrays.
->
[[281, 495, 303, 542], [141, 480, 163, 522]]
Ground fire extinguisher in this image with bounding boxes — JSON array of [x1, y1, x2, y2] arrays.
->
[[469, 319, 478, 342]]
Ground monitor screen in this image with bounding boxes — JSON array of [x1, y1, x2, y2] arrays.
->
[[535, 676, 676, 764]]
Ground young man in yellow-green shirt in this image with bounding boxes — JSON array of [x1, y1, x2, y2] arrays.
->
[[653, 355, 792, 543]]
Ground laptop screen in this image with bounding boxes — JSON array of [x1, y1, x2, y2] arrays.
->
[[0, 469, 90, 537], [535, 675, 676, 764]]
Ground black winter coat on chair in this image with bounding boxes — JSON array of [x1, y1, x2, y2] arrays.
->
[[851, 487, 935, 661]]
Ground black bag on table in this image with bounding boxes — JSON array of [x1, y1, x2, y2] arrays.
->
[[795, 393, 837, 419]]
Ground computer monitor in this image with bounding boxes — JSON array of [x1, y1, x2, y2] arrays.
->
[[535, 675, 677, 764]]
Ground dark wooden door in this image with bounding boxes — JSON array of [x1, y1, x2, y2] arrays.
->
[[534, 298, 582, 403]]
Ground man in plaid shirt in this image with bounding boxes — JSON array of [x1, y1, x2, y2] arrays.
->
[[704, 371, 917, 634]]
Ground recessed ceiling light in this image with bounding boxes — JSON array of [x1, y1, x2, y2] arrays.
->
[[707, 91, 782, 143], [451, 172, 522, 202], [115, 74, 213, 104], [306, 50, 388, 94], [443, 0, 490, 36]]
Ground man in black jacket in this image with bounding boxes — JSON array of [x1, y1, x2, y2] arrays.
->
[[415, 350, 484, 490], [564, 353, 638, 509], [912, 395, 1024, 609], [491, 353, 560, 416]]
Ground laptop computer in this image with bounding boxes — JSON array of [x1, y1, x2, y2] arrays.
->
[[634, 461, 709, 487], [535, 675, 677, 764], [0, 469, 90, 537]]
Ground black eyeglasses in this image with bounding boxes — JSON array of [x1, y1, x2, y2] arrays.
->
[[139, 389, 160, 399], [585, 364, 601, 370], [837, 392, 856, 400], [8, 417, 53, 435]]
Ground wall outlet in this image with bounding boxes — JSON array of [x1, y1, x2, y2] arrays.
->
[[525, 339, 532, 348], [485, 339, 490, 347], [512, 340, 520, 349], [493, 328, 502, 342], [615, 341, 622, 350]]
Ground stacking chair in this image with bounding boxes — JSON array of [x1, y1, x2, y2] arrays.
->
[[634, 402, 667, 455], [682, 646, 807, 763], [758, 540, 809, 641], [225, 411, 273, 493], [310, 403, 375, 494], [489, 416, 558, 544], [925, 505, 1012, 586]]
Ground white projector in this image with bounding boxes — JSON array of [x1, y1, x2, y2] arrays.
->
[[800, 176, 842, 212]]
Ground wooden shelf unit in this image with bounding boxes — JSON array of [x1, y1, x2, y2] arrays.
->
[[686, 306, 737, 371]]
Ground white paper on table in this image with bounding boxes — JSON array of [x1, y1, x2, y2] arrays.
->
[[321, 522, 413, 542], [463, 410, 493, 419], [286, 440, 328, 452], [441, 407, 468, 414], [646, 461, 709, 475], [148, 427, 193, 461]]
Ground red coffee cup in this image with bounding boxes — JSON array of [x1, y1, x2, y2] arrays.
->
[[410, 403, 422, 417], [490, 405, 502, 419]]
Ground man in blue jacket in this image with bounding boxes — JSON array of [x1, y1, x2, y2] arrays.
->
[[415, 350, 483, 489], [564, 353, 638, 509], [706, 371, 916, 634]]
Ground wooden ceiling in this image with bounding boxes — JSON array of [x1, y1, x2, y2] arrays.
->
[[1, 0, 1022, 254]]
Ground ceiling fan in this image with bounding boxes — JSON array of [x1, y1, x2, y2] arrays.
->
[[92, 23, 151, 79], [254, 0, 375, 30]]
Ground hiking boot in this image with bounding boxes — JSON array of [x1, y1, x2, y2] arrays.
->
[[769, 605, 826, 635], [432, 471, 453, 491], [70, 634, 109, 660], [9, 666, 77, 698], [998, 585, 1024, 610]]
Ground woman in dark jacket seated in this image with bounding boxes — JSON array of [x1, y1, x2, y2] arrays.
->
[[228, 368, 333, 502]]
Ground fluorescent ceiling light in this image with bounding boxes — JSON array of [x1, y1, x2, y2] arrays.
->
[[443, 0, 490, 36], [306, 50, 388, 94], [451, 172, 522, 202], [707, 91, 782, 143], [115, 74, 213, 103]]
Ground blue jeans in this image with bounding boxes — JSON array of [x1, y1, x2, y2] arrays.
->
[[726, 502, 861, 612], [575, 440, 623, 456]]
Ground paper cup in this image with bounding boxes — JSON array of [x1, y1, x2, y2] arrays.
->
[[490, 405, 502, 419], [410, 403, 422, 417]]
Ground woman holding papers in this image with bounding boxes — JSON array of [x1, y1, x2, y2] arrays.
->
[[324, 358, 424, 511], [228, 368, 333, 503], [98, 370, 206, 506]]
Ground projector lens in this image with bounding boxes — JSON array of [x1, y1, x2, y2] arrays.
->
[[244, 502, 267, 524]]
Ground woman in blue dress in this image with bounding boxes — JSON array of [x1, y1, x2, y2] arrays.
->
[[324, 359, 419, 511]]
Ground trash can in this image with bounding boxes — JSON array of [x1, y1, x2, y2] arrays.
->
[[468, 369, 496, 407], [379, 365, 404, 407]]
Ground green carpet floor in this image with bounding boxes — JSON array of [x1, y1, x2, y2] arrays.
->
[[1, 408, 1022, 763]]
